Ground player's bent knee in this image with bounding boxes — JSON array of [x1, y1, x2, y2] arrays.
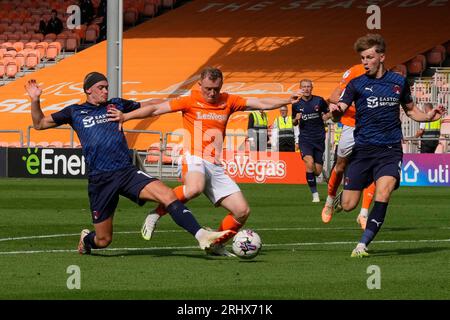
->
[[342, 198, 358, 212], [375, 191, 391, 202], [234, 206, 250, 224]]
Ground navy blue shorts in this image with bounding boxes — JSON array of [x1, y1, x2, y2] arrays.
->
[[299, 140, 325, 165], [88, 166, 158, 224], [344, 144, 403, 191]]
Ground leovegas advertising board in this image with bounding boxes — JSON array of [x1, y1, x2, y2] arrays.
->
[[222, 151, 306, 184]]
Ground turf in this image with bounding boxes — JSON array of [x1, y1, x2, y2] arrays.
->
[[0, 178, 449, 300]]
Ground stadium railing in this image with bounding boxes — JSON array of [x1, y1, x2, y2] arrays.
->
[[124, 129, 164, 178], [26, 124, 75, 147], [0, 129, 24, 147], [402, 137, 450, 154]]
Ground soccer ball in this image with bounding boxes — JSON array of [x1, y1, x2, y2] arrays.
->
[[232, 229, 262, 259]]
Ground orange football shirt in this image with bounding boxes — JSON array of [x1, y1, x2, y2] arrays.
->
[[169, 90, 248, 163], [339, 64, 366, 127]]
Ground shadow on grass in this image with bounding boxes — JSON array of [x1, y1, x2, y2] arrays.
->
[[90, 248, 267, 262], [371, 246, 450, 257]]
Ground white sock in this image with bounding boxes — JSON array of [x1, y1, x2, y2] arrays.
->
[[326, 195, 334, 206], [194, 228, 207, 241], [357, 242, 367, 250], [359, 208, 369, 217]]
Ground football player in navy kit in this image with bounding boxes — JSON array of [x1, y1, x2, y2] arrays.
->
[[25, 72, 234, 255], [330, 35, 445, 257], [292, 79, 332, 203]]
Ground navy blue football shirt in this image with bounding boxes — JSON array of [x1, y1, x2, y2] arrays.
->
[[51, 98, 140, 175], [340, 71, 413, 146], [292, 95, 329, 142]]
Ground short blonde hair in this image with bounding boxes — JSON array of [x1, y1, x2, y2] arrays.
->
[[300, 79, 312, 86]]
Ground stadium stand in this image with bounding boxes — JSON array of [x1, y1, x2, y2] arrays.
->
[[0, 0, 185, 85]]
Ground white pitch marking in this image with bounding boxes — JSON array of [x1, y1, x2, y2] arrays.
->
[[0, 239, 449, 255], [2, 226, 449, 243]]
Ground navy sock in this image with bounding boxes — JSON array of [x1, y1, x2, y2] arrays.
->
[[306, 172, 317, 194], [166, 200, 202, 236], [360, 201, 388, 246], [83, 231, 98, 249]]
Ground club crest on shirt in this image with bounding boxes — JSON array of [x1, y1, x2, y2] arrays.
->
[[392, 85, 401, 95], [344, 177, 350, 186], [106, 104, 116, 111], [314, 105, 320, 112]]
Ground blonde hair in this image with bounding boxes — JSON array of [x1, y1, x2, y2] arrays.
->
[[300, 79, 312, 86]]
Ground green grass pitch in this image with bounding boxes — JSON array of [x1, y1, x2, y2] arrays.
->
[[0, 178, 449, 300]]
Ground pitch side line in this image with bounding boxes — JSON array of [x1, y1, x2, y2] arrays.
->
[[0, 227, 358, 242], [0, 238, 449, 255], [1, 226, 450, 243]]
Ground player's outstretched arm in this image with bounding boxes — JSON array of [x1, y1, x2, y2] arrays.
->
[[403, 103, 446, 122], [245, 91, 302, 111], [25, 79, 58, 130], [108, 100, 172, 123]]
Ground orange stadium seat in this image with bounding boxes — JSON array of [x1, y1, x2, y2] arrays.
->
[[392, 64, 407, 76], [19, 34, 32, 43], [0, 141, 8, 147], [24, 42, 37, 50], [7, 33, 20, 42], [432, 44, 446, 60], [48, 141, 63, 148], [13, 41, 24, 51], [426, 50, 443, 66], [407, 60, 423, 76], [65, 37, 78, 53], [124, 8, 139, 26], [24, 50, 40, 70], [46, 42, 61, 59], [145, 143, 161, 164], [4, 50, 16, 59], [1, 42, 14, 50], [84, 27, 98, 43], [31, 33, 44, 42], [55, 37, 66, 51], [36, 41, 48, 58], [15, 50, 26, 69], [0, 60, 5, 78], [162, 0, 176, 8], [36, 141, 49, 148], [8, 141, 22, 148], [5, 60, 19, 78], [143, 2, 157, 17]]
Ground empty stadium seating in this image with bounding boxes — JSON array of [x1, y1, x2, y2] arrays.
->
[[0, 0, 182, 85]]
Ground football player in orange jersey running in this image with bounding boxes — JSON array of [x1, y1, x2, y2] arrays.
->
[[108, 67, 301, 256], [321, 64, 376, 229]]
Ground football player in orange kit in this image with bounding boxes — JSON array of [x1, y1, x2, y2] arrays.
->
[[108, 67, 301, 256], [321, 64, 376, 229]]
